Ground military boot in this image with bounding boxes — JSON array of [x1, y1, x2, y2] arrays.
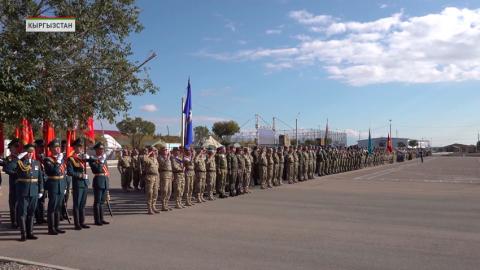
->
[[79, 209, 90, 229], [47, 213, 58, 235], [152, 204, 160, 213], [175, 200, 182, 209], [99, 205, 109, 224], [26, 216, 38, 240], [93, 205, 102, 226], [73, 209, 82, 230], [54, 212, 66, 234], [196, 194, 203, 203], [147, 204, 154, 215], [10, 209, 17, 229], [19, 217, 26, 242]]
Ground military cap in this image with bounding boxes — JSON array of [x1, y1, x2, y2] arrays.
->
[[72, 138, 83, 147], [8, 138, 20, 148], [47, 139, 61, 148], [172, 147, 179, 151], [207, 146, 215, 152], [34, 139, 45, 147], [93, 142, 105, 149], [23, 144, 35, 152]]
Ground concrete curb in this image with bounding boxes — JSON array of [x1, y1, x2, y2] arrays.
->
[[0, 256, 77, 270]]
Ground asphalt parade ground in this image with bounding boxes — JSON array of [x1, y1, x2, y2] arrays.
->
[[0, 156, 479, 270]]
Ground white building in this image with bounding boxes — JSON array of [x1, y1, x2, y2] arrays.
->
[[357, 137, 431, 149]]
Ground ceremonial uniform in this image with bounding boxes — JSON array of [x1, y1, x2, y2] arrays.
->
[[66, 142, 90, 229], [87, 142, 110, 226], [3, 144, 19, 228], [15, 147, 43, 241], [158, 154, 173, 211]]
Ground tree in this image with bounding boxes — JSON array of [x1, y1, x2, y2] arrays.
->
[[212, 121, 240, 143], [116, 117, 155, 149], [397, 142, 406, 148], [194, 126, 210, 143], [409, 140, 418, 148], [0, 1, 158, 129]]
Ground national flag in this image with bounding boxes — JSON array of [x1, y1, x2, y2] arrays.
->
[[84, 117, 95, 142], [43, 120, 56, 157], [387, 133, 393, 153], [368, 128, 373, 155], [183, 78, 193, 148], [17, 118, 34, 151], [66, 129, 76, 157]]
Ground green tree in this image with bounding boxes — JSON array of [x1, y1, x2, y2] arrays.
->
[[194, 126, 210, 143], [0, 1, 158, 129], [116, 117, 155, 149], [409, 140, 418, 148], [212, 120, 240, 143]]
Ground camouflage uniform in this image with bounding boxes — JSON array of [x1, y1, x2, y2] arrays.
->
[[158, 154, 173, 211], [259, 150, 268, 189], [183, 153, 195, 206], [206, 153, 216, 200], [194, 153, 207, 203], [226, 149, 238, 196], [277, 148, 284, 185], [143, 154, 159, 214], [215, 149, 228, 198], [266, 149, 274, 188], [236, 151, 245, 194], [243, 150, 252, 193], [171, 154, 185, 209]]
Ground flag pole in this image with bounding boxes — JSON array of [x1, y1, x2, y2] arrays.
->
[[181, 97, 185, 147]]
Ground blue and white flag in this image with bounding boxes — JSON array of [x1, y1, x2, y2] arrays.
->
[[183, 78, 193, 148]]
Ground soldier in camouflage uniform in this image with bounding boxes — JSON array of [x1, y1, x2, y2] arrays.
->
[[277, 147, 284, 185], [171, 148, 185, 209], [272, 148, 279, 186], [298, 147, 305, 181], [266, 148, 274, 188], [293, 147, 299, 183], [286, 146, 295, 184], [226, 146, 238, 196], [236, 147, 245, 195], [216, 146, 228, 198], [243, 147, 252, 193], [205, 148, 216, 200], [183, 147, 195, 206], [194, 147, 207, 203], [158, 147, 172, 211], [118, 149, 133, 192], [131, 149, 141, 191], [259, 148, 268, 189], [143, 146, 160, 214]]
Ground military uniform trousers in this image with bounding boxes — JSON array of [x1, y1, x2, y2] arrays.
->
[[228, 171, 237, 196], [236, 169, 244, 194], [294, 163, 299, 183], [72, 178, 89, 227], [267, 166, 274, 187], [259, 166, 267, 188], [46, 177, 66, 231], [277, 164, 284, 185], [184, 171, 195, 205], [144, 174, 159, 208], [133, 169, 141, 189], [16, 182, 39, 237], [92, 175, 109, 225], [9, 178, 17, 226], [273, 164, 279, 186], [243, 169, 251, 192], [287, 163, 294, 183], [194, 171, 206, 200], [121, 168, 133, 190], [159, 171, 173, 209], [216, 169, 227, 196], [206, 171, 216, 199], [173, 173, 185, 206]]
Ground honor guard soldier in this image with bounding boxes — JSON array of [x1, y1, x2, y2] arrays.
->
[[87, 142, 110, 225], [2, 139, 21, 228], [34, 140, 47, 224], [15, 144, 44, 241], [61, 140, 72, 221], [67, 139, 90, 229], [44, 139, 67, 235]]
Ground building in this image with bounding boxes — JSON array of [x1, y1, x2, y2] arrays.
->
[[357, 137, 431, 149], [231, 128, 347, 146]]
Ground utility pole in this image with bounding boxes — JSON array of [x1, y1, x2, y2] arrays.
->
[[255, 114, 259, 145], [167, 125, 170, 136], [181, 97, 185, 147], [295, 113, 300, 146], [389, 119, 392, 137]]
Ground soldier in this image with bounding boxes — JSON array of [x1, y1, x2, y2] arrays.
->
[[226, 145, 238, 196], [142, 146, 160, 214], [60, 140, 71, 221], [302, 146, 309, 180], [272, 148, 279, 186], [158, 147, 173, 211], [194, 147, 207, 203], [297, 147, 304, 181], [266, 148, 274, 188], [277, 147, 284, 185], [236, 147, 245, 195], [66, 139, 90, 229], [131, 148, 141, 191], [293, 147, 299, 183], [33, 139, 47, 224], [183, 147, 195, 206], [251, 146, 259, 186], [258, 148, 268, 189], [216, 146, 228, 198], [205, 147, 216, 200], [171, 147, 185, 209], [118, 149, 133, 192], [3, 139, 20, 228], [44, 139, 67, 234], [138, 147, 148, 191], [87, 142, 111, 226], [15, 144, 44, 241], [243, 147, 252, 193], [286, 146, 295, 184]]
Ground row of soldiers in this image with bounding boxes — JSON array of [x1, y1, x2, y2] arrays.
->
[[116, 144, 391, 214], [0, 138, 111, 241]]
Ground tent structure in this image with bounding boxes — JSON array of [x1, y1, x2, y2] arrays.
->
[[197, 135, 223, 149]]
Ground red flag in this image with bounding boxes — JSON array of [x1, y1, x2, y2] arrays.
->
[[16, 118, 34, 151], [43, 120, 56, 157], [27, 120, 34, 144], [0, 123, 4, 156], [84, 117, 95, 142], [66, 129, 76, 157], [387, 133, 393, 153]]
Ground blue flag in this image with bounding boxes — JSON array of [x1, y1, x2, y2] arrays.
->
[[368, 128, 373, 155], [183, 78, 193, 148]]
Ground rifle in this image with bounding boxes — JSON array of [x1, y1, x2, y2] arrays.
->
[[106, 191, 113, 217], [62, 197, 71, 224]]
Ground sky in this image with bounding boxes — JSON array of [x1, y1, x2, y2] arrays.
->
[[99, 0, 480, 146]]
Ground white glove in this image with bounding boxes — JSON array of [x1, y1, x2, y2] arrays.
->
[[38, 193, 43, 199], [64, 190, 67, 195], [17, 152, 27, 160], [82, 174, 88, 180], [83, 153, 90, 160], [56, 153, 64, 164]]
